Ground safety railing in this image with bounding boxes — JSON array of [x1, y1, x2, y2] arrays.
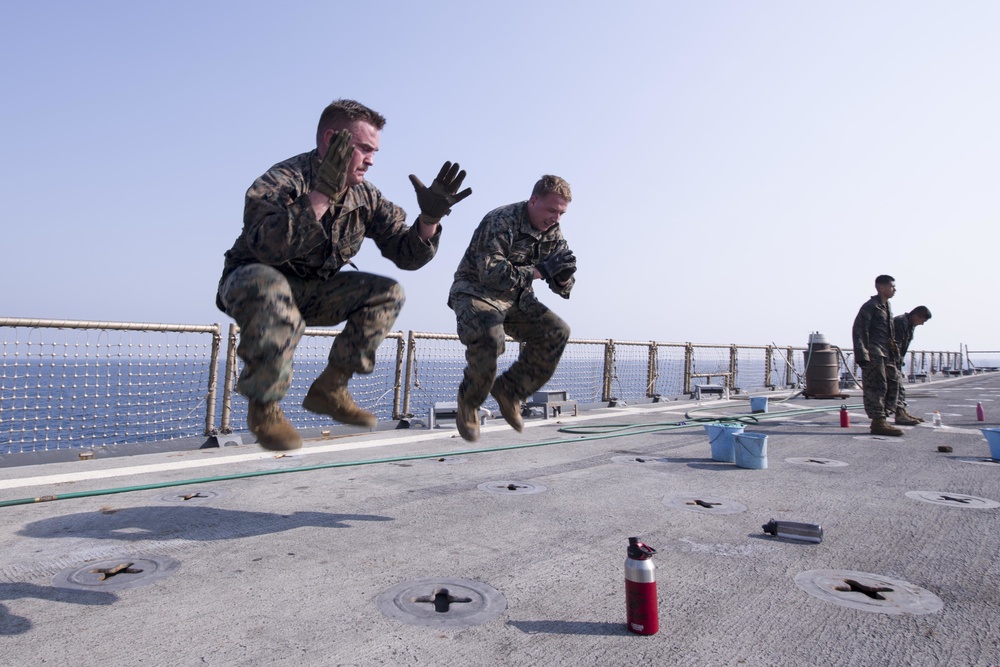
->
[[214, 324, 407, 436], [0, 318, 222, 453], [964, 350, 1000, 374], [0, 317, 972, 454]]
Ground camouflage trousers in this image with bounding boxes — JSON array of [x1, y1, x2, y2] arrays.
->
[[450, 292, 570, 409], [218, 264, 404, 404], [861, 357, 900, 419]]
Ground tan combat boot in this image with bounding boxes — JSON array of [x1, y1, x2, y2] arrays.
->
[[456, 398, 480, 442], [302, 365, 377, 428], [871, 417, 903, 437], [902, 407, 925, 423], [894, 408, 920, 426], [248, 401, 303, 451], [491, 381, 524, 433]]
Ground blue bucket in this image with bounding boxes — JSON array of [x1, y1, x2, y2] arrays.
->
[[734, 432, 768, 469], [704, 422, 745, 462], [981, 428, 1000, 460], [749, 396, 769, 414]]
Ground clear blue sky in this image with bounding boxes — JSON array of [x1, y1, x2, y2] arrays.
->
[[2, 1, 997, 352]]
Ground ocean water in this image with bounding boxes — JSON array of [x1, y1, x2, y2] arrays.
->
[[0, 360, 215, 454], [0, 353, 726, 454], [4, 348, 988, 456]]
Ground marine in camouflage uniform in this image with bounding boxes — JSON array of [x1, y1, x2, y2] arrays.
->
[[852, 275, 905, 435], [217, 99, 471, 450], [449, 175, 576, 441], [892, 306, 932, 423]]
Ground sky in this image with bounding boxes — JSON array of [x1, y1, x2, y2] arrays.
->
[[1, 1, 997, 352]]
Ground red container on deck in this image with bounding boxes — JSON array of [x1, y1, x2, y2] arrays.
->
[[625, 537, 658, 635]]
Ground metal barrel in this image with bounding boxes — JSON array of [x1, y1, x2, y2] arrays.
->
[[803, 344, 840, 398]]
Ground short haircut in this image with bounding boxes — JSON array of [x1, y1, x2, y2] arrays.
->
[[911, 305, 932, 320], [531, 175, 572, 202], [316, 99, 386, 147], [875, 274, 895, 285]]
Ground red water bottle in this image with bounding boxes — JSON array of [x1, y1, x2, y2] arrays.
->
[[840, 405, 850, 428], [977, 402, 985, 422], [625, 537, 658, 635]]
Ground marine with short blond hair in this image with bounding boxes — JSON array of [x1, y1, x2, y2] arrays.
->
[[448, 175, 577, 441]]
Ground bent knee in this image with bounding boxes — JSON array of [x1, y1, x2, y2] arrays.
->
[[386, 280, 406, 309], [464, 323, 507, 358], [550, 317, 571, 344]]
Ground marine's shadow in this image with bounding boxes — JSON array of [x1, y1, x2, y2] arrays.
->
[[18, 506, 393, 542], [1, 582, 117, 635]]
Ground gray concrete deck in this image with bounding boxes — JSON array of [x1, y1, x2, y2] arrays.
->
[[2, 374, 998, 666]]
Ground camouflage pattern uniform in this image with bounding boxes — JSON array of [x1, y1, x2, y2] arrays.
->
[[852, 295, 899, 419], [217, 150, 439, 404], [893, 312, 916, 407], [449, 201, 573, 409]]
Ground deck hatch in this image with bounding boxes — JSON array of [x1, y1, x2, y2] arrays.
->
[[52, 555, 180, 591], [905, 491, 999, 509], [663, 495, 747, 515], [154, 489, 228, 504], [376, 578, 507, 628], [477, 481, 546, 495], [611, 455, 671, 465], [795, 569, 943, 615]]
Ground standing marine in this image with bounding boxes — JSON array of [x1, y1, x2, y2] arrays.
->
[[852, 274, 904, 436]]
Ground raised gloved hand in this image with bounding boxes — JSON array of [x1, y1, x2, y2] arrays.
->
[[314, 129, 354, 199], [408, 161, 472, 218], [538, 247, 577, 285]]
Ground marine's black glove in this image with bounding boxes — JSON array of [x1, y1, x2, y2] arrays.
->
[[408, 161, 472, 218], [314, 129, 354, 199], [538, 247, 577, 285]]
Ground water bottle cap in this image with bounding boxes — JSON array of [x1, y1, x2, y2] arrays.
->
[[627, 537, 656, 559]]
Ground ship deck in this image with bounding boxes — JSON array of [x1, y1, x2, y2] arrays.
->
[[2, 374, 998, 666]]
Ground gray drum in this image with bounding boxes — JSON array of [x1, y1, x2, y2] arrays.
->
[[803, 332, 842, 398]]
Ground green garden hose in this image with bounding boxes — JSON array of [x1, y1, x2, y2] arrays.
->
[[0, 403, 861, 508]]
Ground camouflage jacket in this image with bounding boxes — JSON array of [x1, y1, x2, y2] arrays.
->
[[893, 313, 915, 360], [448, 201, 574, 311], [852, 295, 895, 364], [218, 150, 438, 304]]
